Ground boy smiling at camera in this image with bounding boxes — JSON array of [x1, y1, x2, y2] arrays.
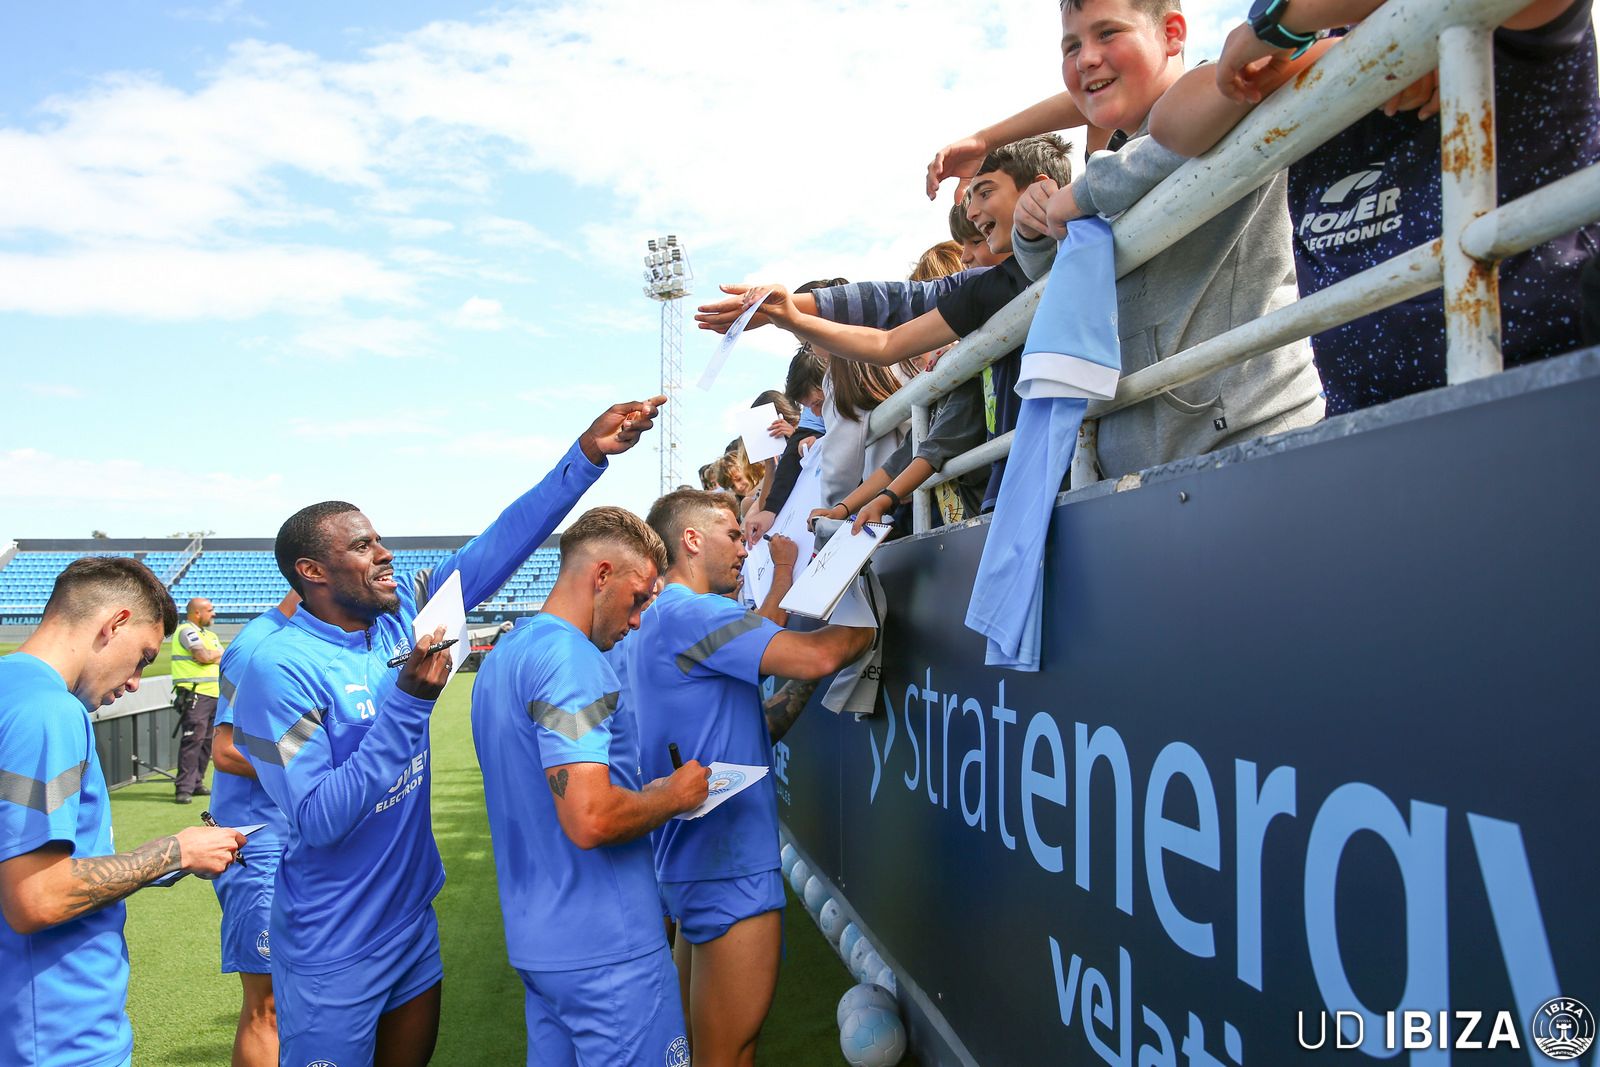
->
[[1010, 0, 1324, 479]]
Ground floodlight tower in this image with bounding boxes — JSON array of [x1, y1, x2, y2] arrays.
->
[[643, 235, 693, 495]]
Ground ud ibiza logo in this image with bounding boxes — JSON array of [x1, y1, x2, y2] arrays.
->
[[304, 1061, 337, 1067], [1533, 997, 1595, 1061], [255, 930, 270, 960], [664, 1035, 690, 1067]]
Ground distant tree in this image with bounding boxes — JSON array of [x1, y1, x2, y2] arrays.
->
[[91, 530, 109, 539]]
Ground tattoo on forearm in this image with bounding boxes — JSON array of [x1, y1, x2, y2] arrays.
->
[[765, 679, 820, 743], [548, 769, 569, 798], [66, 835, 182, 915]]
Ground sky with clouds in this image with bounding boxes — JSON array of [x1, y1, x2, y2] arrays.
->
[[1, 1, 1592, 540]]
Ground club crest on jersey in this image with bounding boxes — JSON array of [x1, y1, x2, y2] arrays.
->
[[256, 930, 270, 959], [665, 1036, 690, 1067], [305, 1061, 337, 1067]]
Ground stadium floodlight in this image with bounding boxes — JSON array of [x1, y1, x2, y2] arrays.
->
[[643, 234, 693, 496]]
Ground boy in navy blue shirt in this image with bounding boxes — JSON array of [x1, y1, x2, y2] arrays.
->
[[1150, 0, 1598, 414]]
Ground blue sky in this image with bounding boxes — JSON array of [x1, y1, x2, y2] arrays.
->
[[2, 1, 1587, 540]]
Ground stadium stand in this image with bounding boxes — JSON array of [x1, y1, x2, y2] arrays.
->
[[0, 536, 562, 627]]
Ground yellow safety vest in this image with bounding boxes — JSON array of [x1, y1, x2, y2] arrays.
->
[[170, 622, 222, 697]]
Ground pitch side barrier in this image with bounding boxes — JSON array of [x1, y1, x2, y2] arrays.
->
[[866, 0, 1600, 533], [779, 347, 1600, 1065]]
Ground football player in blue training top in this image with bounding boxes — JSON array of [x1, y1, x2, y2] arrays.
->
[[231, 396, 664, 1067], [0, 557, 245, 1067], [632, 489, 875, 1067], [472, 506, 711, 1067], [208, 589, 298, 1067]]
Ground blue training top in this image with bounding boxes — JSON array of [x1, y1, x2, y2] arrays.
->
[[627, 582, 783, 883], [0, 653, 132, 1067], [232, 439, 603, 973], [211, 605, 292, 849], [472, 614, 666, 970]]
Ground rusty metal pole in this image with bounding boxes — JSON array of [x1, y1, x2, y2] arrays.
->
[[1438, 23, 1502, 382]]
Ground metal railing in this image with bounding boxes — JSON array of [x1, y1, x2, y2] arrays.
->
[[868, 0, 1600, 532]]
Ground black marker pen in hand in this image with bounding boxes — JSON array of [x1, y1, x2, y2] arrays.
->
[[669, 743, 683, 770]]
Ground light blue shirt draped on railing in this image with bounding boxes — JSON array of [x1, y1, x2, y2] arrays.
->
[[965, 218, 1120, 670]]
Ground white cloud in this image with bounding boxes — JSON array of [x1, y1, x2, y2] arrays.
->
[[451, 296, 509, 331], [0, 0, 1255, 326], [0, 244, 412, 319], [381, 216, 455, 239], [466, 215, 564, 251], [20, 383, 85, 400], [290, 316, 432, 358], [170, 0, 266, 28], [0, 447, 287, 511]]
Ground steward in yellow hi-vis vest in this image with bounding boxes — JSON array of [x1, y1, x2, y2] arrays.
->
[[171, 597, 224, 803]]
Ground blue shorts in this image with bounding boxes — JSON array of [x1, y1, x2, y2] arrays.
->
[[213, 847, 280, 974], [273, 905, 443, 1066], [659, 869, 784, 944], [518, 943, 687, 1067]]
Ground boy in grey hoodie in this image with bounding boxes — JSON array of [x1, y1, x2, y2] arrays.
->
[[1010, 0, 1323, 479]]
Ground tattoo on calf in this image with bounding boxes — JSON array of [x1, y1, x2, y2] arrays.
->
[[548, 769, 569, 798], [66, 835, 182, 915]]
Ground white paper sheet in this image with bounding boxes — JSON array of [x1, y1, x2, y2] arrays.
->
[[780, 522, 889, 620], [740, 437, 826, 608], [412, 570, 469, 678], [736, 402, 786, 463], [827, 577, 878, 628], [674, 762, 770, 820], [696, 289, 770, 390]]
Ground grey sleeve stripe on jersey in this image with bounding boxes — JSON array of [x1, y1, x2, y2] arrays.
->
[[674, 613, 766, 675], [219, 673, 238, 702], [0, 760, 88, 815], [527, 691, 620, 742], [235, 708, 326, 767], [413, 569, 434, 613]]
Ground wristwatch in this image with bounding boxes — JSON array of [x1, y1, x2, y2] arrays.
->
[[1247, 0, 1319, 58]]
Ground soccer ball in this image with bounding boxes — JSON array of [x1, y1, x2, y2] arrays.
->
[[819, 899, 846, 944], [854, 950, 884, 985], [874, 965, 897, 996], [802, 875, 829, 916], [840, 1004, 906, 1067], [836, 982, 896, 1028], [780, 844, 798, 880], [788, 859, 811, 896], [838, 923, 863, 964], [848, 936, 878, 981]]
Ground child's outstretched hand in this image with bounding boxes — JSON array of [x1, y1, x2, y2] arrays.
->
[[926, 133, 989, 202], [693, 285, 788, 333]]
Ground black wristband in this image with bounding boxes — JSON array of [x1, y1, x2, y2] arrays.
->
[[831, 502, 850, 515], [876, 487, 902, 508]]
